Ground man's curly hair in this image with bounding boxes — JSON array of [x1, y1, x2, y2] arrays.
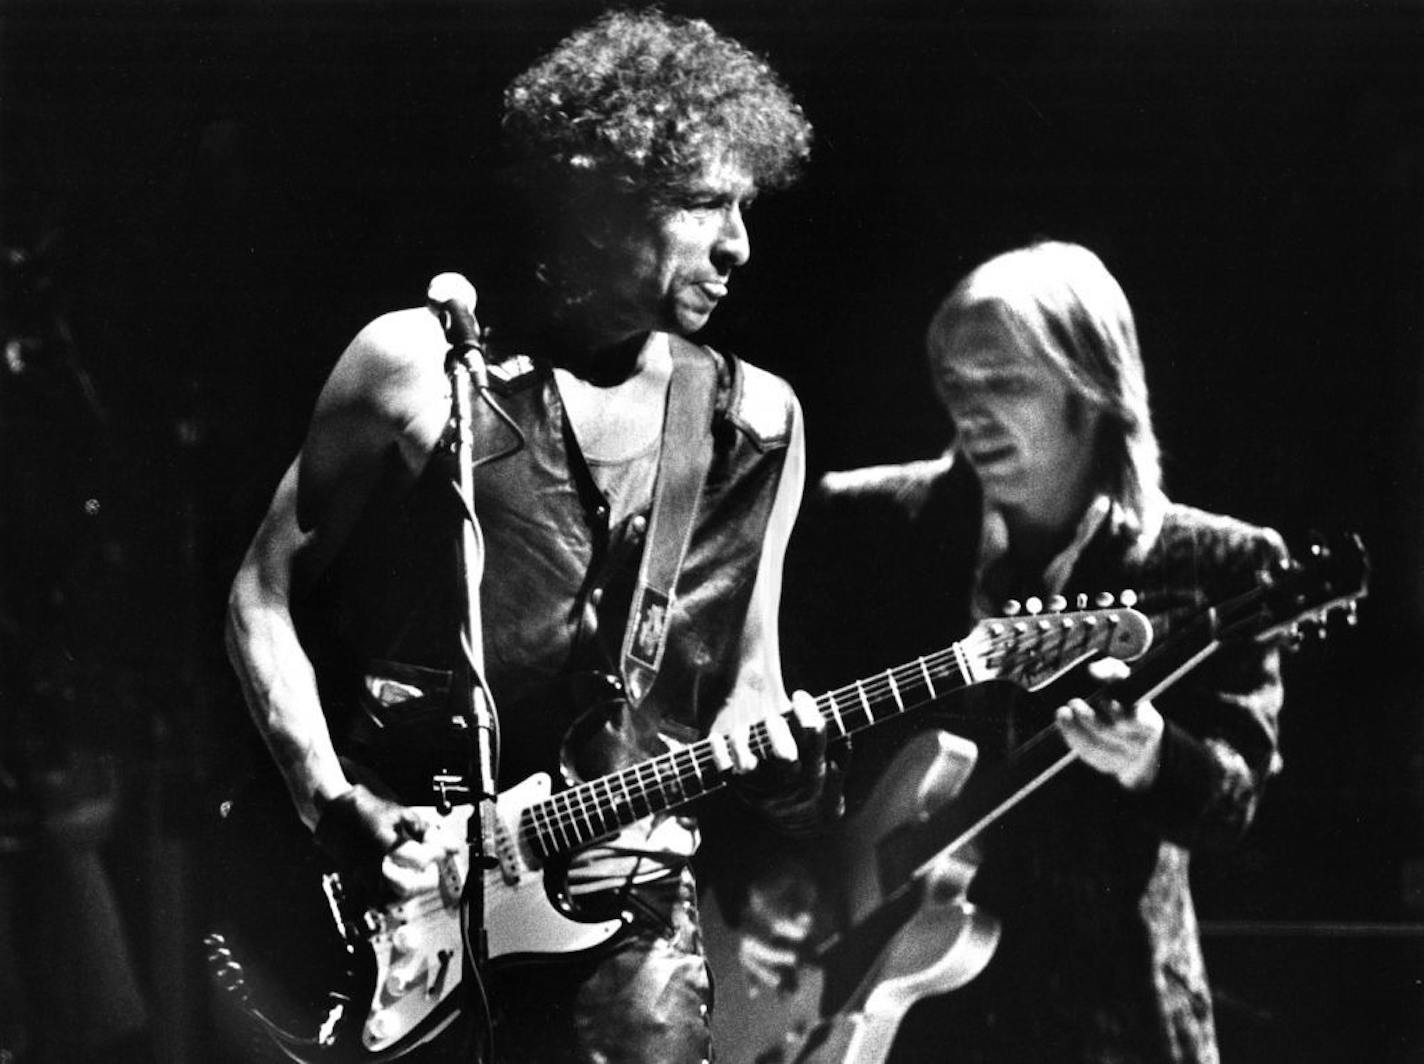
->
[[502, 8, 813, 212]]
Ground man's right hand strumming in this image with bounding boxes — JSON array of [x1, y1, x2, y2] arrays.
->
[[313, 784, 455, 899]]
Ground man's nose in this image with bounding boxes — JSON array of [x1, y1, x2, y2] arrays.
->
[[713, 203, 750, 269], [952, 400, 996, 438]]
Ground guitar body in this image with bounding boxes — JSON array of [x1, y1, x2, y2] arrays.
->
[[209, 771, 631, 1063], [783, 731, 1000, 1064], [840, 729, 979, 929], [794, 892, 1000, 1064], [482, 773, 627, 964]]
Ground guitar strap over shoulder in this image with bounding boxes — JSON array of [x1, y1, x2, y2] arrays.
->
[[619, 338, 719, 707]]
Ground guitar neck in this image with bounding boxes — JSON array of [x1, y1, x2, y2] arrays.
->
[[521, 606, 1148, 862], [521, 646, 982, 862]]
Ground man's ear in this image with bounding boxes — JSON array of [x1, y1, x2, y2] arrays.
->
[[578, 195, 647, 252]]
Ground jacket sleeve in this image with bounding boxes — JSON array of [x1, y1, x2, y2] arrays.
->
[[1132, 514, 1290, 851]]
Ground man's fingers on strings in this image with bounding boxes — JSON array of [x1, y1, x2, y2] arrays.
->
[[710, 729, 761, 773], [789, 689, 823, 734], [764, 712, 798, 763], [732, 721, 763, 770], [710, 732, 734, 772]]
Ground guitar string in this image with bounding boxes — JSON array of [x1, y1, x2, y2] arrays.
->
[[365, 617, 1130, 925], [522, 641, 982, 854], [521, 616, 1129, 854], [524, 617, 1127, 851]]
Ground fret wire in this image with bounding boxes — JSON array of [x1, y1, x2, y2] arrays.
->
[[902, 662, 934, 706], [534, 798, 558, 855], [599, 774, 619, 833], [538, 797, 559, 853], [666, 751, 687, 801], [550, 789, 572, 839], [567, 781, 591, 838], [951, 637, 973, 683], [917, 656, 938, 700], [663, 755, 685, 803], [580, 780, 603, 843], [685, 747, 706, 796], [562, 790, 582, 844], [886, 668, 905, 713], [643, 759, 667, 810], [629, 763, 652, 819], [666, 750, 688, 801], [822, 690, 846, 735], [569, 780, 591, 839], [603, 774, 623, 831], [855, 679, 874, 725], [553, 794, 574, 852], [620, 771, 643, 821]]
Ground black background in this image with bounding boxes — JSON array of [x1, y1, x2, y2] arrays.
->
[[3, 0, 1423, 1060]]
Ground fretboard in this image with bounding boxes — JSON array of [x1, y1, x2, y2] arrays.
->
[[518, 610, 1141, 862], [520, 645, 980, 861]]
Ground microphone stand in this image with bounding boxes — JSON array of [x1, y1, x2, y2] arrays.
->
[[428, 274, 500, 1055]]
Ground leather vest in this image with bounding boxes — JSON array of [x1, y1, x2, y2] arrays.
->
[[304, 336, 795, 792]]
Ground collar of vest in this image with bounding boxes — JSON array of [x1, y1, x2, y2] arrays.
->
[[486, 332, 796, 452]]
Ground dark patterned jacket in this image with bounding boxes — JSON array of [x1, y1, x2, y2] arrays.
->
[[781, 454, 1288, 1064]]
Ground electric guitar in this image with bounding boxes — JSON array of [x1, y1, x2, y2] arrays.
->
[[207, 604, 1151, 1062], [781, 534, 1370, 1064]]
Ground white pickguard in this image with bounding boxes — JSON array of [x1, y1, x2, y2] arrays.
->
[[351, 772, 626, 1053]]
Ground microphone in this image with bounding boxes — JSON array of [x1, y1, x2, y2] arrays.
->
[[426, 272, 488, 388]]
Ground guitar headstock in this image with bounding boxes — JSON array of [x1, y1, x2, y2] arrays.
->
[[1221, 532, 1370, 646], [962, 598, 1154, 692]]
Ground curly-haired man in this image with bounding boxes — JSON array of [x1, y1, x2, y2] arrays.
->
[[225, 9, 828, 1062]]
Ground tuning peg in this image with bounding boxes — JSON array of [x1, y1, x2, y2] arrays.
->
[[1047, 595, 1067, 613], [1002, 599, 1022, 617], [1093, 592, 1115, 608], [1024, 596, 1043, 615], [1075, 593, 1089, 610], [1343, 601, 1360, 627], [1119, 589, 1139, 607]]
